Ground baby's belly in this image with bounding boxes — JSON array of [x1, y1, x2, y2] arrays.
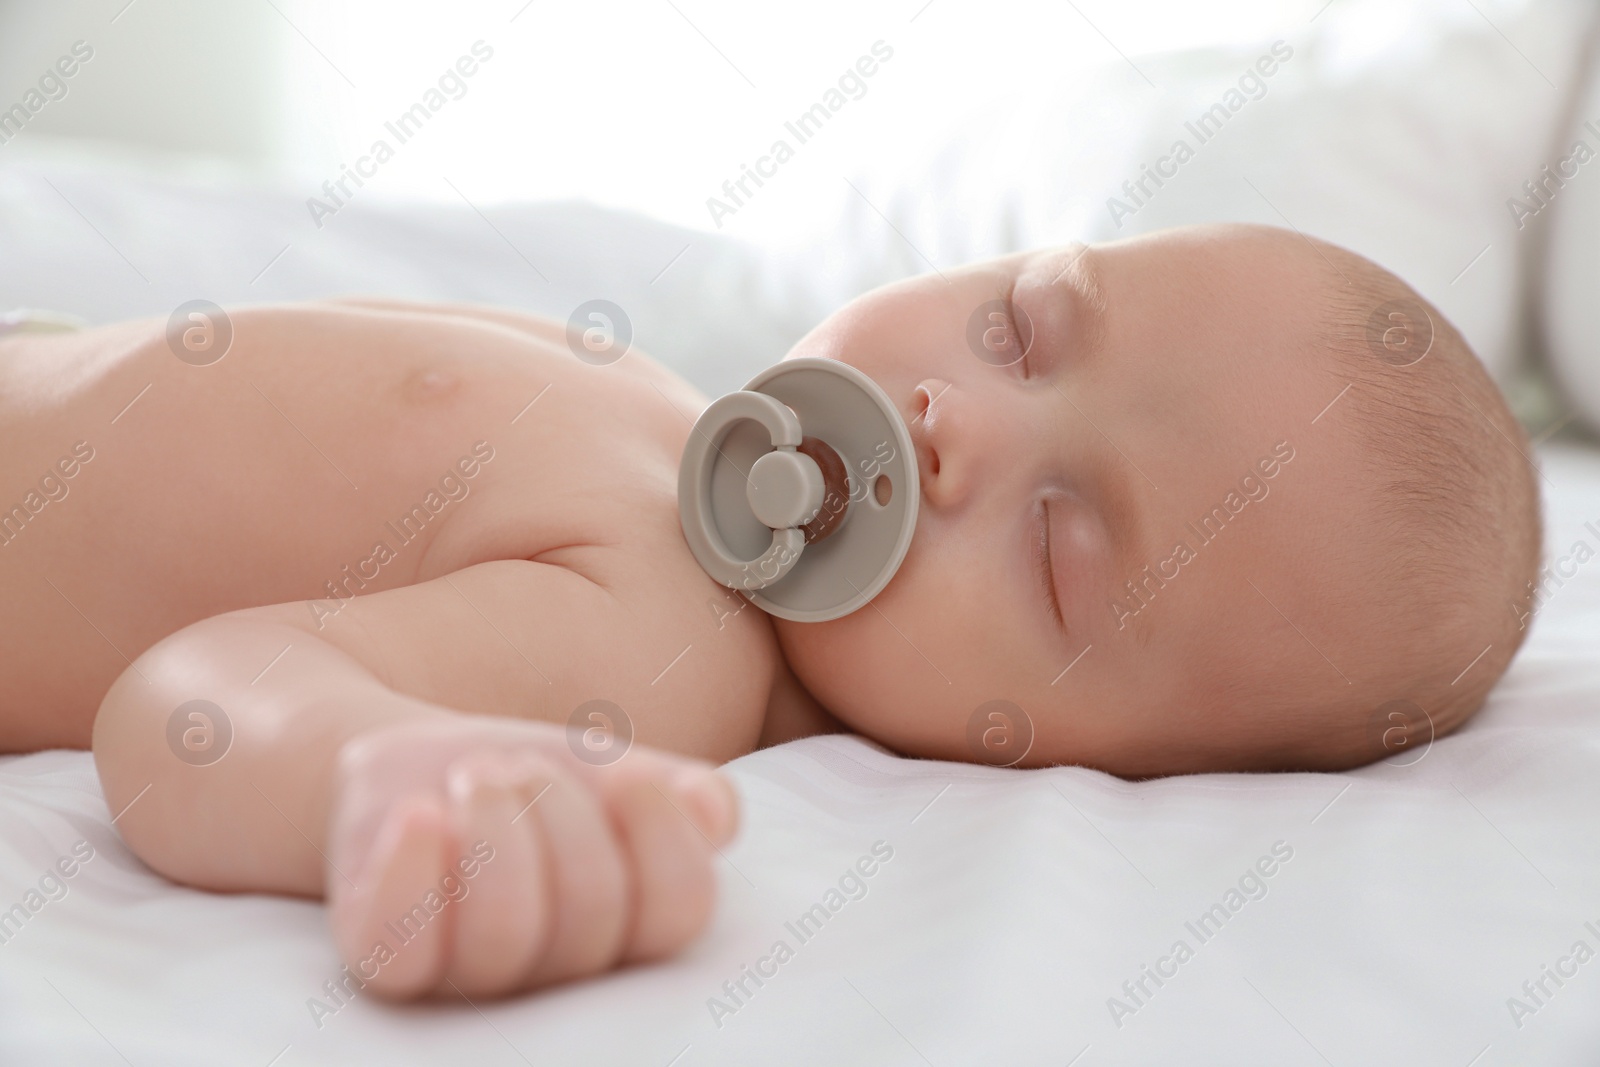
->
[[0, 303, 710, 749]]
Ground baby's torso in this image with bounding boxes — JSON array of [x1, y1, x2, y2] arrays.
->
[[0, 301, 775, 749]]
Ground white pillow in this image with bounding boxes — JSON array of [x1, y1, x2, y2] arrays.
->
[[808, 0, 1598, 387], [1540, 22, 1600, 435], [0, 143, 818, 397]]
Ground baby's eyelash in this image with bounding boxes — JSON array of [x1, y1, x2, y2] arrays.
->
[[1007, 300, 1029, 376], [1005, 295, 1041, 379], [1033, 503, 1064, 629]]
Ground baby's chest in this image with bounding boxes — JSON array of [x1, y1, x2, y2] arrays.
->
[[398, 346, 702, 583]]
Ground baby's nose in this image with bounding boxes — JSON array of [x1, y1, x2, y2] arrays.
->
[[908, 378, 947, 455], [910, 377, 969, 510]]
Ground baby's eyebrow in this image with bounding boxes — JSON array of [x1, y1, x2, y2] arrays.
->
[[1047, 244, 1109, 353]]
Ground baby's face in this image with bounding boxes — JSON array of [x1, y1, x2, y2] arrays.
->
[[772, 225, 1377, 776]]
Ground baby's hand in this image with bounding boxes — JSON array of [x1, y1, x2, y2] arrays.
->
[[325, 716, 738, 1000]]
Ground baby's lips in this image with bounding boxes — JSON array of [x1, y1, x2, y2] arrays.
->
[[671, 767, 739, 845]]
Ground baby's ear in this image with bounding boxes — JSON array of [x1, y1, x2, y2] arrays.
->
[[1362, 698, 1433, 764]]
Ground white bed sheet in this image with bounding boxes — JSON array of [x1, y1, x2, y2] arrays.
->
[[1, 440, 1597, 1065]]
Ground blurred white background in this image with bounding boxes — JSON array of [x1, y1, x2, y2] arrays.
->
[[0, 0, 1521, 242]]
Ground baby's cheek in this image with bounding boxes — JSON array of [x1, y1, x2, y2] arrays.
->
[[779, 616, 860, 706]]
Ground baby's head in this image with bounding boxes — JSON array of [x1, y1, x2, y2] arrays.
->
[[773, 223, 1541, 776]]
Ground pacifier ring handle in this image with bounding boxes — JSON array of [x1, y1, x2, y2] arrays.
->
[[678, 390, 810, 592]]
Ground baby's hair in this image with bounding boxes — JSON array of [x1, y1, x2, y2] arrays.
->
[[1282, 239, 1543, 769]]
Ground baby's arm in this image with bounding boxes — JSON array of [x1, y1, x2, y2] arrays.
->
[[93, 557, 760, 998], [318, 296, 709, 414]]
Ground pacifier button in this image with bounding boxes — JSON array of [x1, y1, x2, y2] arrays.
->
[[747, 449, 825, 530]]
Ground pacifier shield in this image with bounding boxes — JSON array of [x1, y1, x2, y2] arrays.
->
[[678, 357, 919, 623]]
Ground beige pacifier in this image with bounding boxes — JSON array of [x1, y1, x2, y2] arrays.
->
[[677, 357, 919, 622]]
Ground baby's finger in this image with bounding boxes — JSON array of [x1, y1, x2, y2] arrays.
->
[[573, 755, 741, 850], [440, 755, 552, 997], [333, 794, 452, 999], [611, 777, 718, 963], [517, 760, 631, 988]]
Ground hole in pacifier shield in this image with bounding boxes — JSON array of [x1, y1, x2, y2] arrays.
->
[[965, 299, 1033, 367], [966, 699, 1033, 767], [566, 299, 632, 366], [1364, 698, 1433, 766], [568, 699, 634, 766], [166, 300, 233, 366], [1365, 299, 1433, 367], [165, 699, 233, 766]]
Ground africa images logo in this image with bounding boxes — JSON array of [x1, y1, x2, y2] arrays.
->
[[1105, 40, 1293, 229], [704, 41, 894, 229], [1109, 441, 1295, 630]]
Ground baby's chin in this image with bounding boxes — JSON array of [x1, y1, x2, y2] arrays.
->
[[771, 615, 896, 734]]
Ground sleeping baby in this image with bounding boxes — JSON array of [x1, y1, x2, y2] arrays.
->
[[0, 222, 1539, 1000]]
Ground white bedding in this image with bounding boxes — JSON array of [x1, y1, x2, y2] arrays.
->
[[2, 440, 1598, 1064]]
